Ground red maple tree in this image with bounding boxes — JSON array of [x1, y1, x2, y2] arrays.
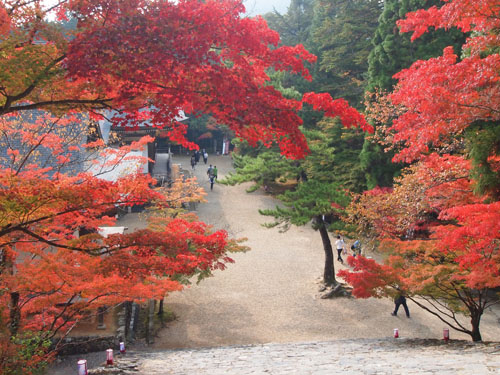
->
[[1, 0, 370, 371], [342, 155, 499, 341], [341, 0, 500, 342], [388, 0, 500, 163], [0, 0, 370, 159], [0, 112, 245, 373]]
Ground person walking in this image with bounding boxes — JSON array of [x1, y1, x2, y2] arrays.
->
[[335, 235, 345, 264], [351, 239, 361, 257], [190, 155, 196, 170], [391, 293, 410, 318], [212, 165, 218, 180], [203, 149, 208, 164], [207, 164, 213, 178]]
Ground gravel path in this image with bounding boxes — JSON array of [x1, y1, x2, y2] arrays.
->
[[154, 154, 500, 349], [48, 154, 500, 374]]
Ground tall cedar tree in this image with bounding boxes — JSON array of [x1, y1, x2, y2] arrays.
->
[[360, 0, 465, 189], [312, 0, 382, 107], [341, 0, 500, 342]]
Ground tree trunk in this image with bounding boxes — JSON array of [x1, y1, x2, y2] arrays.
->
[[9, 291, 20, 336], [470, 312, 482, 342], [158, 299, 164, 316], [318, 218, 335, 285], [146, 299, 155, 344]]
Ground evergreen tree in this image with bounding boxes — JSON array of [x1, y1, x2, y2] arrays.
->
[[312, 0, 382, 106], [367, 0, 465, 92], [264, 0, 315, 48], [225, 119, 361, 284], [223, 149, 299, 193], [265, 0, 319, 98], [260, 179, 349, 285], [361, 0, 466, 189]]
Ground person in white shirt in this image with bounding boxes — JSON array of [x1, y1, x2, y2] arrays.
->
[[335, 235, 345, 264]]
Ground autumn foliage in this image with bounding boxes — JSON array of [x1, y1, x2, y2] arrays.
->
[[0, 110, 245, 373], [0, 0, 379, 370], [341, 0, 500, 342], [0, 0, 369, 160]]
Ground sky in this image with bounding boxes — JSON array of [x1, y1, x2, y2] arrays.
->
[[243, 0, 290, 16]]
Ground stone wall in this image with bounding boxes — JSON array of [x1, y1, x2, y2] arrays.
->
[[54, 302, 141, 356], [55, 335, 119, 356]]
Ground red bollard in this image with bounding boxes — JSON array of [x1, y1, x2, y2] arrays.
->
[[106, 348, 114, 365], [120, 342, 126, 354], [394, 328, 399, 338], [443, 328, 450, 342], [77, 359, 88, 375]]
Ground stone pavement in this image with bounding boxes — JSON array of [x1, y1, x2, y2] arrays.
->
[[94, 339, 500, 375]]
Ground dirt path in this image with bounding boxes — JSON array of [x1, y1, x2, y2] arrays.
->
[[154, 154, 500, 349]]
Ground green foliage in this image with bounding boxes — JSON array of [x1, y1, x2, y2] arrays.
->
[[359, 138, 402, 189], [267, 70, 303, 100], [265, 0, 318, 98], [222, 150, 298, 192], [304, 118, 366, 192], [265, 0, 315, 48], [312, 0, 382, 106], [466, 121, 500, 199], [259, 179, 350, 232], [3, 332, 52, 375], [367, 0, 465, 92]]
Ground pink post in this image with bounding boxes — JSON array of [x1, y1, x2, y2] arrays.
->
[[106, 348, 114, 365], [120, 341, 126, 354], [393, 328, 399, 338], [443, 328, 450, 342], [77, 359, 87, 375]]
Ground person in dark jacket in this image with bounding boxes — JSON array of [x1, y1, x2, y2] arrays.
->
[[391, 293, 410, 318], [190, 155, 196, 170]]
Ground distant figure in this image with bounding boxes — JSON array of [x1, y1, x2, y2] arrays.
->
[[203, 149, 208, 164], [212, 165, 218, 180], [190, 155, 196, 170], [351, 240, 361, 257], [194, 150, 200, 164], [335, 235, 345, 264], [391, 293, 410, 318]]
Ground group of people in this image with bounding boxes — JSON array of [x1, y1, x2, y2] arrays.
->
[[189, 149, 217, 191], [190, 149, 209, 170], [334, 235, 410, 318], [207, 164, 218, 191], [334, 235, 362, 264]]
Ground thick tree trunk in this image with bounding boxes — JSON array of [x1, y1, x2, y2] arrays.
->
[[9, 291, 20, 336], [470, 312, 482, 342], [318, 219, 335, 285]]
